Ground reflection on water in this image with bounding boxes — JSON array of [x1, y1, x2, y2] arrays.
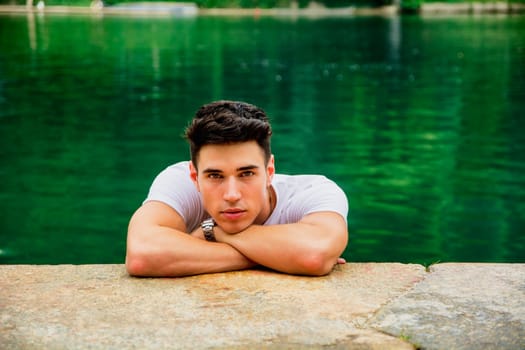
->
[[0, 14, 524, 264]]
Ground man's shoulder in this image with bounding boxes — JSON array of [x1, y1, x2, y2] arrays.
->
[[155, 161, 190, 177], [165, 160, 190, 171], [274, 173, 332, 186], [147, 160, 204, 230], [273, 173, 343, 196], [268, 172, 348, 224], [150, 160, 194, 190]]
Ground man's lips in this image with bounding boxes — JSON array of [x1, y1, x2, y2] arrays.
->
[[220, 208, 246, 220]]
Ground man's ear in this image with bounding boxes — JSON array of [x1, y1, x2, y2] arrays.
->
[[266, 154, 275, 186], [189, 161, 200, 191]]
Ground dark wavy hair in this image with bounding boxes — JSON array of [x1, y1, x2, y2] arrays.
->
[[185, 100, 273, 167]]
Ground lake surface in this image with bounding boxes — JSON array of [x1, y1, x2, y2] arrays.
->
[[1, 13, 524, 265]]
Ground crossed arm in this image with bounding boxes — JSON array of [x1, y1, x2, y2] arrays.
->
[[125, 201, 348, 277]]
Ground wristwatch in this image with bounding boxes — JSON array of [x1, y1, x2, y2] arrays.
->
[[201, 218, 216, 242]]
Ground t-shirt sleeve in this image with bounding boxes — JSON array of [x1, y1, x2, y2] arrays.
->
[[300, 176, 349, 223], [144, 161, 206, 232], [269, 175, 348, 225]]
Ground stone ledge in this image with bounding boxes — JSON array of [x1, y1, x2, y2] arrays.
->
[[370, 263, 525, 350], [1, 263, 523, 349]]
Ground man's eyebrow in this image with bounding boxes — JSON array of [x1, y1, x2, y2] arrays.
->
[[202, 165, 259, 174], [202, 168, 222, 174], [237, 165, 259, 172]]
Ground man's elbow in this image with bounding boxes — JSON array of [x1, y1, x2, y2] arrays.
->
[[125, 243, 161, 277], [298, 238, 347, 276], [126, 248, 187, 277], [298, 253, 337, 276], [125, 251, 149, 277]]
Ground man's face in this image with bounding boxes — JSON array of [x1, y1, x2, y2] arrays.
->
[[190, 141, 275, 234]]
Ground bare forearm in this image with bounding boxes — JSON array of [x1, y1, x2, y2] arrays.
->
[[216, 214, 348, 276], [126, 226, 255, 277]]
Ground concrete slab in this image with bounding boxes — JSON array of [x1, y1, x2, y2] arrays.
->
[[370, 263, 525, 350], [0, 263, 424, 349]]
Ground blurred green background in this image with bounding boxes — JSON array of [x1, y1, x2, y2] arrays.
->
[[0, 14, 524, 265], [2, 0, 525, 11]]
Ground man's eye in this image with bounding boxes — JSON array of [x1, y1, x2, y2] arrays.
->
[[240, 171, 255, 177], [208, 173, 222, 179]]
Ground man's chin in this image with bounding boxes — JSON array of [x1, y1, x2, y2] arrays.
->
[[218, 222, 250, 235]]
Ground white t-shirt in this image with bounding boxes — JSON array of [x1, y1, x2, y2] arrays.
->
[[145, 161, 348, 232]]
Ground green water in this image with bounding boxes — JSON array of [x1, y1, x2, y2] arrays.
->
[[1, 14, 524, 265]]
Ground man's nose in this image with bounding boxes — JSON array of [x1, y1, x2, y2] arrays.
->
[[223, 177, 241, 202]]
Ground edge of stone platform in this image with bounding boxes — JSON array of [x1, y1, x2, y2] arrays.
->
[[0, 263, 426, 349], [2, 263, 523, 349]]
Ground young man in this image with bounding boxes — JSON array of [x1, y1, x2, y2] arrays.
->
[[126, 101, 348, 277]]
